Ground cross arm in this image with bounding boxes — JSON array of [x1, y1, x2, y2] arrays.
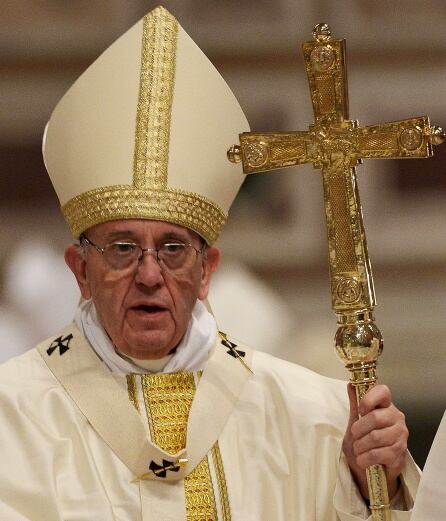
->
[[353, 117, 443, 160], [227, 131, 312, 174]]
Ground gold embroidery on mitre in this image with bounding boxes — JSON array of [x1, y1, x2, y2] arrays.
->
[[62, 185, 226, 244], [60, 7, 227, 244], [133, 7, 177, 189], [135, 372, 223, 520]]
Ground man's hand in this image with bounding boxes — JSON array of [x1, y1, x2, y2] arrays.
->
[[342, 383, 409, 500]]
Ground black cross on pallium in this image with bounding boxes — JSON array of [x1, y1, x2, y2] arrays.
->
[[220, 333, 246, 359], [149, 459, 181, 478], [47, 334, 73, 356]]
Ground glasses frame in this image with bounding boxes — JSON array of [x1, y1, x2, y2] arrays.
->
[[79, 233, 205, 272]]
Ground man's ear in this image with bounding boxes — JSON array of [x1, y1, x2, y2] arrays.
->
[[64, 244, 91, 300], [198, 246, 220, 301]]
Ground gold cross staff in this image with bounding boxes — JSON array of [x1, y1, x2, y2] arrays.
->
[[228, 23, 444, 521]]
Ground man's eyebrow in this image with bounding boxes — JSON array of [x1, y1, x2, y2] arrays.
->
[[103, 230, 194, 243], [161, 232, 191, 242], [105, 230, 139, 241]]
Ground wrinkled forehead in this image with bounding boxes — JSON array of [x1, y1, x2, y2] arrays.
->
[[84, 219, 204, 245]]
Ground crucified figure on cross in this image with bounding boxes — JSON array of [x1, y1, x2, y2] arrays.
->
[[228, 23, 444, 521]]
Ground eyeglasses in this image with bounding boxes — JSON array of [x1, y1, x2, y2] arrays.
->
[[80, 234, 205, 273]]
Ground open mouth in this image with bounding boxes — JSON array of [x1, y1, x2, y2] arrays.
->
[[133, 304, 165, 314]]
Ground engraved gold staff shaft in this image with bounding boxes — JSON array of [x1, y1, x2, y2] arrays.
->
[[228, 23, 444, 521]]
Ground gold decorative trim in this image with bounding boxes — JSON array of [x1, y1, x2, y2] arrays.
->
[[141, 372, 195, 454], [133, 8, 178, 189], [62, 185, 226, 244], [134, 372, 218, 520], [212, 443, 232, 521], [126, 374, 139, 413], [184, 457, 218, 519]]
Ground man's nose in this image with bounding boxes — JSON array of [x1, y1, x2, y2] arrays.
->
[[134, 251, 164, 286]]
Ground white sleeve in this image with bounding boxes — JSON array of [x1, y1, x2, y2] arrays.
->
[[333, 451, 420, 521]]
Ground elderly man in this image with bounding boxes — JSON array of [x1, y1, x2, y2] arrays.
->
[[0, 6, 418, 521]]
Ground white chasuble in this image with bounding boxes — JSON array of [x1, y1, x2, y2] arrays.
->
[[411, 411, 446, 521], [0, 323, 419, 520]]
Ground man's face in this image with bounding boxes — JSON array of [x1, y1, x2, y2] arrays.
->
[[65, 219, 220, 359]]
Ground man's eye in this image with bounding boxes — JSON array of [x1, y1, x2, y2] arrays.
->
[[161, 243, 185, 254], [110, 243, 137, 255]]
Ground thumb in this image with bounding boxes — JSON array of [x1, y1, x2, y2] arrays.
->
[[347, 382, 359, 430], [344, 383, 370, 500], [343, 383, 359, 461]]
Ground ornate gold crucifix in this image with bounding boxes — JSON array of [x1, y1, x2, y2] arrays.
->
[[228, 23, 444, 520]]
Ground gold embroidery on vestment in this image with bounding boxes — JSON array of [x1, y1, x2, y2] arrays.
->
[[131, 372, 225, 520], [185, 456, 218, 519], [212, 444, 232, 521], [126, 374, 139, 413], [141, 372, 194, 454]]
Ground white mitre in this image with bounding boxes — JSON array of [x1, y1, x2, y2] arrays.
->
[[42, 6, 249, 244]]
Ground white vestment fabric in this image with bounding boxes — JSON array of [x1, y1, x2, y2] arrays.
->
[[411, 410, 446, 521], [0, 310, 419, 520]]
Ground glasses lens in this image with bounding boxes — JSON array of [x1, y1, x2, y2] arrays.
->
[[104, 242, 141, 270], [158, 243, 196, 271]]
